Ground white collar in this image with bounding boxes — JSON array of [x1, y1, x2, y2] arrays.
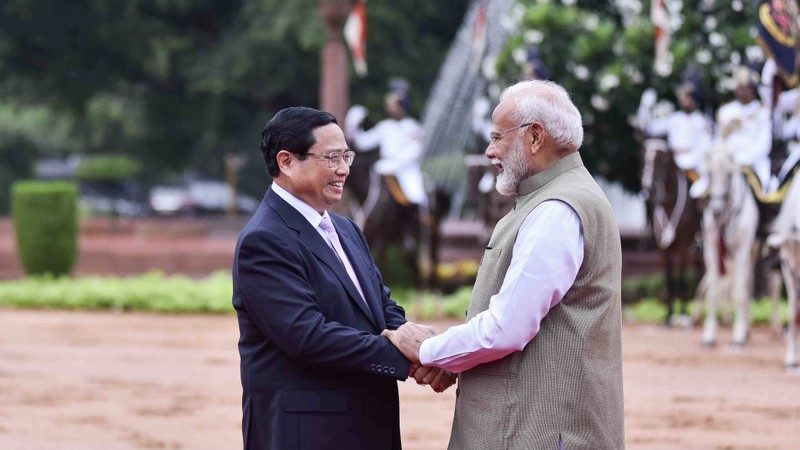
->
[[271, 182, 327, 228]]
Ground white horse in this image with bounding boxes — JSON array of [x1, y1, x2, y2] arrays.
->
[[768, 174, 800, 368], [699, 142, 760, 346]]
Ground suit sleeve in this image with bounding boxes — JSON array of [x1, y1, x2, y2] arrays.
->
[[237, 229, 410, 380]]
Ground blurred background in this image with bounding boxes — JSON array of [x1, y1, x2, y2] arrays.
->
[[0, 0, 783, 313], [3, 2, 800, 449], [0, 0, 759, 214]]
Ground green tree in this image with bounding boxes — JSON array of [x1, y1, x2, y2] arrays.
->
[[495, 0, 757, 190], [0, 0, 468, 212]]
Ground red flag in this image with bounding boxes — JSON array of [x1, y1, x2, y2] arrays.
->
[[651, 0, 671, 75], [345, 0, 368, 77], [471, 0, 488, 73]]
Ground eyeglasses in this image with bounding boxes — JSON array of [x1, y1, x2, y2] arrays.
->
[[302, 150, 356, 168], [489, 122, 532, 145]]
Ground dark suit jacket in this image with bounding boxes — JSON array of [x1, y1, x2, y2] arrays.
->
[[232, 188, 410, 450]]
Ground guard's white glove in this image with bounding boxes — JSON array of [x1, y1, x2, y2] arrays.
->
[[640, 88, 657, 109], [345, 105, 369, 133]]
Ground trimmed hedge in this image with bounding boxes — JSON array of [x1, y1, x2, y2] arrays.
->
[[11, 181, 78, 276], [75, 155, 141, 181]]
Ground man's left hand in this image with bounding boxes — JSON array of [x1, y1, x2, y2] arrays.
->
[[381, 321, 435, 365]]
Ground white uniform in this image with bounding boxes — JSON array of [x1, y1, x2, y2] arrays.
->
[[639, 108, 712, 172], [716, 99, 773, 191], [760, 58, 800, 182], [347, 112, 427, 205]]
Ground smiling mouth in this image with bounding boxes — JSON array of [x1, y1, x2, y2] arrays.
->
[[329, 181, 344, 188]]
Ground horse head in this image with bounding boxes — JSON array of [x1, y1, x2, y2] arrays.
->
[[705, 142, 738, 222], [651, 147, 678, 207], [641, 138, 670, 204]]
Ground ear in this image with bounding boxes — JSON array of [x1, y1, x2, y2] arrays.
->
[[276, 150, 294, 174], [527, 122, 546, 153]]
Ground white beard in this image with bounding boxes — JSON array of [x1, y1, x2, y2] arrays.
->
[[495, 137, 529, 196]]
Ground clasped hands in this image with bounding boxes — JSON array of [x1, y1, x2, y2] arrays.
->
[[381, 322, 456, 393]]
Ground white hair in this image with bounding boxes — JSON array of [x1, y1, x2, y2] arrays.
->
[[499, 80, 584, 152]]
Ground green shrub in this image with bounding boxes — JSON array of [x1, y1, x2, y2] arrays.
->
[[621, 271, 701, 305], [11, 181, 78, 276], [1, 268, 786, 325], [75, 155, 141, 181], [376, 244, 417, 288], [622, 297, 790, 325], [0, 271, 234, 312]]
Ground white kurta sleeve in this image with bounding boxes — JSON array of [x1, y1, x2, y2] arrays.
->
[[419, 200, 584, 373]]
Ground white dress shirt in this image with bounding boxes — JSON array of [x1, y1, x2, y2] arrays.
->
[[419, 200, 584, 373], [271, 182, 328, 241]]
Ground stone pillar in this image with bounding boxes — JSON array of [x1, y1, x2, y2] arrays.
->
[[318, 0, 352, 123]]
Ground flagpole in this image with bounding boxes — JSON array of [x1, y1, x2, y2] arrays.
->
[[318, 0, 353, 123]]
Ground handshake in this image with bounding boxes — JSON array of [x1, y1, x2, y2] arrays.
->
[[381, 322, 457, 393]]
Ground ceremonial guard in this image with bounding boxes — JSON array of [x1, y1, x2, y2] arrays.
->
[[714, 68, 773, 197], [637, 80, 713, 198], [345, 79, 427, 207]]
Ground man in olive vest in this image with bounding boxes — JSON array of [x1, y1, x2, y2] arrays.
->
[[383, 80, 625, 449]]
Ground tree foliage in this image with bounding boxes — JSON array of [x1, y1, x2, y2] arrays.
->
[[0, 0, 467, 213], [495, 0, 758, 190]]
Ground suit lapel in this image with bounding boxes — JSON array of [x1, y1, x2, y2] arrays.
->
[[266, 190, 377, 327], [333, 217, 385, 330]]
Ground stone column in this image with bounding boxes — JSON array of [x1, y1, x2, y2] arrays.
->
[[318, 0, 352, 123]]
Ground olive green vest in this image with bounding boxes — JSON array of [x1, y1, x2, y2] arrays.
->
[[448, 152, 625, 450]]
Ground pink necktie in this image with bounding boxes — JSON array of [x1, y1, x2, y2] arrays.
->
[[319, 215, 366, 302]]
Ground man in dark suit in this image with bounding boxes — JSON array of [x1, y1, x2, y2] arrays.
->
[[232, 106, 419, 450]]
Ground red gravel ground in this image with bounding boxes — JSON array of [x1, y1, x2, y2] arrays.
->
[[0, 310, 798, 450]]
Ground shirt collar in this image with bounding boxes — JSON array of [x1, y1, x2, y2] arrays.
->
[[271, 182, 326, 228]]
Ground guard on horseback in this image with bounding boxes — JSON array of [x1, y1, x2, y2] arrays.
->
[[707, 67, 773, 203], [757, 58, 800, 208], [635, 77, 709, 326], [698, 65, 785, 343], [637, 78, 712, 200], [345, 79, 427, 209], [344, 80, 447, 292]]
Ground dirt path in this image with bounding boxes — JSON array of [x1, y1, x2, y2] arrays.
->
[[0, 310, 798, 449]]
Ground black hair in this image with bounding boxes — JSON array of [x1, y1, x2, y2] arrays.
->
[[260, 107, 338, 177]]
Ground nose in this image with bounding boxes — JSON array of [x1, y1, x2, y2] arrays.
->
[[485, 142, 496, 160], [335, 161, 350, 177]]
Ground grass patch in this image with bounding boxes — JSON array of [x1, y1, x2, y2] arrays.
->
[[0, 271, 234, 313], [622, 297, 791, 325], [0, 273, 789, 326]]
